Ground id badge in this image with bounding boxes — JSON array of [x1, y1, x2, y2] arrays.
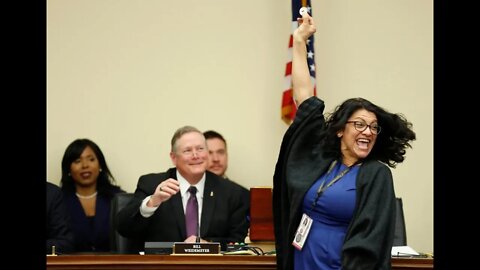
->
[[292, 213, 313, 250]]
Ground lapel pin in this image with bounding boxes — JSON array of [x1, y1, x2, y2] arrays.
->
[[210, 191, 214, 197]]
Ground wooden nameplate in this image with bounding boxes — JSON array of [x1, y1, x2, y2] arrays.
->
[[172, 242, 222, 255]]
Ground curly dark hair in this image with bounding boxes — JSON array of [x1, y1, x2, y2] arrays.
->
[[60, 138, 121, 198], [322, 98, 416, 168]]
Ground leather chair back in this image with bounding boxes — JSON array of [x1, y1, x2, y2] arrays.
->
[[393, 197, 407, 246], [110, 193, 142, 253]]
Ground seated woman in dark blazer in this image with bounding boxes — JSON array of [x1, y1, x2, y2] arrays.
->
[[60, 138, 125, 252]]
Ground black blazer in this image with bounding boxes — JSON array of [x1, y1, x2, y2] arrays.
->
[[116, 168, 249, 251], [63, 186, 125, 252], [46, 182, 74, 254], [224, 177, 250, 225]]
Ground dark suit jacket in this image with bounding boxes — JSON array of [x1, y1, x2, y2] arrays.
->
[[46, 182, 74, 254], [116, 168, 249, 251], [224, 177, 250, 225], [63, 186, 125, 252]]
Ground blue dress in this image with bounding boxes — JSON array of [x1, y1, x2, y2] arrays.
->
[[294, 162, 360, 270]]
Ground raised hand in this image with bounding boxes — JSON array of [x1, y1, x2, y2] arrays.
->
[[291, 10, 316, 105], [293, 11, 316, 43]]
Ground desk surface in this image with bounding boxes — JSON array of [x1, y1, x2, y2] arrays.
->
[[47, 254, 433, 270]]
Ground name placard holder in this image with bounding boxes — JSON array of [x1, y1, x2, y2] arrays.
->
[[46, 245, 57, 256], [173, 242, 222, 255]]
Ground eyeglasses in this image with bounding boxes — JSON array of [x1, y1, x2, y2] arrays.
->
[[346, 121, 381, 135], [179, 146, 206, 157]]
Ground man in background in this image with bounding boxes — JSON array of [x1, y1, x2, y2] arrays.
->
[[203, 130, 250, 225]]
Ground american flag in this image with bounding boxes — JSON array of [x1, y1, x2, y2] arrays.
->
[[281, 0, 316, 125]]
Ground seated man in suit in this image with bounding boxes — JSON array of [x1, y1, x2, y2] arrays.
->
[[46, 181, 74, 254], [116, 126, 249, 251]]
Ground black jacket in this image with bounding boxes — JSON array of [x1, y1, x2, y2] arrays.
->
[[46, 182, 75, 254]]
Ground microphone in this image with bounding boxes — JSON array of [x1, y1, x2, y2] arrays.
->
[[196, 207, 201, 243]]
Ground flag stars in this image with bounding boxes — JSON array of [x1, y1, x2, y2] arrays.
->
[[309, 64, 315, 72], [307, 50, 314, 59]]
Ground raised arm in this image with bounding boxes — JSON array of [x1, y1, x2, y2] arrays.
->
[[292, 12, 317, 106]]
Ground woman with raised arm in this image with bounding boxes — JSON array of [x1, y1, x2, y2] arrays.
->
[[272, 12, 416, 270]]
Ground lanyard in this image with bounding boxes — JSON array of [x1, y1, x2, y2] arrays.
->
[[311, 160, 361, 209]]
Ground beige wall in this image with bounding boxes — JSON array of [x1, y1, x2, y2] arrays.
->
[[47, 0, 433, 253]]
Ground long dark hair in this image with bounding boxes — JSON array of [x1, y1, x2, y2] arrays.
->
[[60, 138, 121, 198], [322, 98, 416, 168]]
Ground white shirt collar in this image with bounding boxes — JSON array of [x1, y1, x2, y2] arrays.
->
[[176, 171, 205, 199]]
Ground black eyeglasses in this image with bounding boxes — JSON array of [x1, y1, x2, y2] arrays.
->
[[346, 121, 381, 135]]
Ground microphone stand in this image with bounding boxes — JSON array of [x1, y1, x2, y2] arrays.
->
[[196, 205, 201, 243]]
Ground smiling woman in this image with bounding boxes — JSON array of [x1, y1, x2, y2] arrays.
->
[[60, 138, 125, 253], [273, 12, 417, 270]]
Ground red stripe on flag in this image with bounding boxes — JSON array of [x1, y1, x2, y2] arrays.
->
[[284, 62, 292, 77]]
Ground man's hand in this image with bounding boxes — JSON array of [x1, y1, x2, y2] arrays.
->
[[147, 178, 180, 207]]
